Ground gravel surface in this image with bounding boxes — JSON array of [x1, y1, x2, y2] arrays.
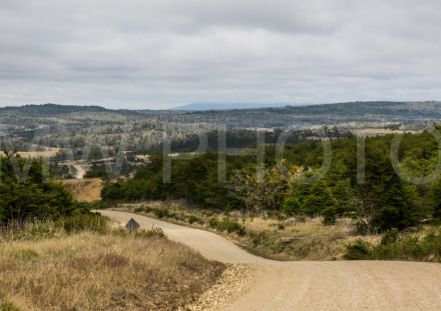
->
[[99, 210, 441, 311], [184, 264, 255, 311]]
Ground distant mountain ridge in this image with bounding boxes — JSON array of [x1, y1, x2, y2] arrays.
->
[[169, 103, 305, 110]]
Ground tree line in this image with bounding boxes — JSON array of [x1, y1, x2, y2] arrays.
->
[[101, 128, 441, 233]]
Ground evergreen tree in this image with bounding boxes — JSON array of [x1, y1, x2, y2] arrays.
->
[[301, 180, 337, 218], [0, 149, 89, 222]]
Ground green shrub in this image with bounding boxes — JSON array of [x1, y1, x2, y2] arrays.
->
[[134, 207, 145, 213], [354, 219, 370, 235], [188, 216, 201, 224], [250, 231, 268, 247], [216, 218, 242, 233], [322, 206, 337, 226], [301, 180, 337, 217], [208, 217, 245, 235], [154, 208, 170, 218], [208, 217, 219, 228], [380, 228, 399, 245], [343, 239, 371, 260], [283, 197, 301, 216]]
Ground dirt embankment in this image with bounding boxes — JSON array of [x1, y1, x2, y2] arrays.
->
[[63, 178, 104, 202]]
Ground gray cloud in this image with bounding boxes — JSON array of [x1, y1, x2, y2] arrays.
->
[[1, 0, 441, 109]]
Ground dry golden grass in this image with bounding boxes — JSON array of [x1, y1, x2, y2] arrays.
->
[[0, 228, 224, 310], [64, 178, 104, 202], [234, 215, 354, 261]]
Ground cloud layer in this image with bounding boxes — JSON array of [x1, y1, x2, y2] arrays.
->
[[1, 0, 441, 109]]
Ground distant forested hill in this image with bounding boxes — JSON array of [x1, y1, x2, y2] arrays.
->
[[1, 101, 441, 133], [169, 103, 296, 110]]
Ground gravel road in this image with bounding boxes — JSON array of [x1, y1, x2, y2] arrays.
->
[[99, 210, 441, 311], [73, 164, 85, 179]]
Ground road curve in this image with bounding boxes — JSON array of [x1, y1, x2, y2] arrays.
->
[[73, 164, 85, 179], [98, 210, 441, 311]]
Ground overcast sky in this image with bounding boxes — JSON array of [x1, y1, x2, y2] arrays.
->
[[1, 0, 441, 109]]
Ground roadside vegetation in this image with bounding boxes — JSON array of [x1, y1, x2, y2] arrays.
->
[[100, 128, 441, 262], [110, 202, 354, 261], [344, 227, 441, 261]]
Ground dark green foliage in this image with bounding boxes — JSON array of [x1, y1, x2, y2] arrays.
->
[[380, 228, 399, 245], [321, 206, 338, 226], [356, 139, 418, 230], [208, 217, 245, 235], [344, 229, 441, 261], [188, 216, 202, 224], [101, 151, 247, 210], [216, 218, 242, 233], [429, 177, 441, 218], [208, 217, 220, 228], [301, 180, 337, 217], [343, 239, 371, 260], [283, 197, 301, 216], [0, 150, 90, 223], [154, 208, 170, 219]]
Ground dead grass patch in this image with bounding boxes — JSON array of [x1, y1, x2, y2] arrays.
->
[[0, 227, 224, 310]]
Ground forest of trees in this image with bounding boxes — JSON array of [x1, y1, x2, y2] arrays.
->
[[101, 128, 441, 233], [2, 101, 441, 133]]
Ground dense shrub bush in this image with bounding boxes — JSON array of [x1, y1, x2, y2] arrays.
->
[[154, 208, 170, 219], [208, 217, 245, 236], [344, 229, 441, 262], [0, 150, 91, 223], [188, 216, 202, 224]]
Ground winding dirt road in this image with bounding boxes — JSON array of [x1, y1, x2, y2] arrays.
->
[[99, 210, 441, 310]]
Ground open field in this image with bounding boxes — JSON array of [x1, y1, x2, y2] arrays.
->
[[0, 216, 224, 311]]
